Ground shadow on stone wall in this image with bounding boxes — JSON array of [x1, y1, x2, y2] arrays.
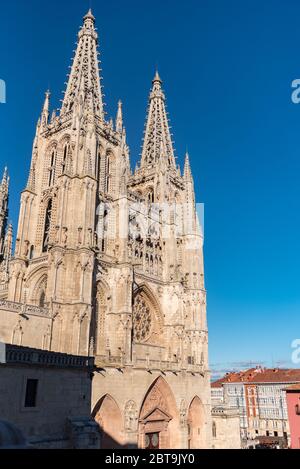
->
[[97, 425, 138, 449]]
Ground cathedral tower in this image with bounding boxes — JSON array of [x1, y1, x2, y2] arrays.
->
[[7, 10, 129, 355], [1, 10, 211, 449], [0, 167, 9, 257], [0, 168, 12, 291]]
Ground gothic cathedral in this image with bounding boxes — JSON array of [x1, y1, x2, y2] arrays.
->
[[0, 10, 211, 448]]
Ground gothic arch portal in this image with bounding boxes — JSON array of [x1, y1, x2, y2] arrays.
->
[[92, 394, 123, 448], [138, 377, 180, 449], [187, 396, 206, 449]]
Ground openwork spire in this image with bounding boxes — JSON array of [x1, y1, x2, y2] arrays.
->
[[140, 71, 176, 169], [116, 100, 123, 133], [183, 151, 192, 180], [41, 90, 50, 128], [1, 167, 8, 186], [0, 167, 9, 256], [60, 9, 104, 119]]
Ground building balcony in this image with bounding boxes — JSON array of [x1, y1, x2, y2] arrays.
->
[[1, 343, 94, 369], [0, 299, 50, 318], [95, 354, 205, 375]]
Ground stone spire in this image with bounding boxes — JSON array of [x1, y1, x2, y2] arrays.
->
[[2, 222, 12, 270], [41, 90, 50, 128], [184, 151, 195, 197], [183, 151, 192, 180], [60, 9, 104, 120], [116, 100, 123, 133], [0, 167, 9, 256], [26, 105, 42, 192], [183, 151, 196, 234], [1, 167, 8, 186], [140, 71, 176, 169]]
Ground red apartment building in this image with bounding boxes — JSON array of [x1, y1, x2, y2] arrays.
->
[[285, 384, 300, 449]]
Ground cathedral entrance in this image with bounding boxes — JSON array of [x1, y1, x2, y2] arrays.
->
[[138, 377, 180, 449], [93, 394, 123, 448], [145, 432, 160, 449]]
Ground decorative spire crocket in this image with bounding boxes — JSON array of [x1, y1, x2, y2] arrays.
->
[[140, 71, 176, 169], [60, 9, 104, 120]]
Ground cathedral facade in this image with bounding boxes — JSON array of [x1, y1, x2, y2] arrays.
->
[[0, 10, 211, 449]]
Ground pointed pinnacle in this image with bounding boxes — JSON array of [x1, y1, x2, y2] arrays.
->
[[84, 8, 95, 22], [153, 69, 162, 84], [184, 151, 192, 178], [43, 90, 50, 112], [116, 99, 123, 133], [2, 167, 8, 183]]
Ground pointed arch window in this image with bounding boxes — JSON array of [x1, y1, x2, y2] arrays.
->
[[106, 157, 110, 192], [148, 189, 154, 205], [212, 421, 217, 438], [101, 208, 108, 252], [62, 143, 69, 174], [29, 245, 34, 260], [42, 199, 52, 252], [105, 152, 116, 194], [39, 290, 46, 308], [48, 149, 56, 186], [96, 146, 100, 181]]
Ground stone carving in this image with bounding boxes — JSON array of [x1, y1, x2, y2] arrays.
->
[[124, 400, 138, 432], [62, 227, 68, 245], [23, 240, 30, 257], [141, 383, 168, 418], [132, 295, 152, 343], [180, 399, 187, 427]]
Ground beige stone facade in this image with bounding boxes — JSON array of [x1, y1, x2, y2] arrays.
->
[[0, 10, 211, 449], [211, 406, 241, 449]]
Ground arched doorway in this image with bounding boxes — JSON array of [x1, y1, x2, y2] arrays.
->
[[187, 396, 206, 449], [93, 395, 123, 448], [138, 377, 179, 449]]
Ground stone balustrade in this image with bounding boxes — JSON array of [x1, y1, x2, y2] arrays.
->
[[3, 343, 94, 369], [95, 354, 205, 374], [0, 299, 50, 318]]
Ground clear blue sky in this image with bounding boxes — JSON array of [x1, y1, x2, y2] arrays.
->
[[1, 0, 300, 377]]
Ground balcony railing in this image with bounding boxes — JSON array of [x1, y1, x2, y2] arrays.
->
[[5, 344, 94, 369], [95, 354, 205, 374], [0, 299, 50, 318]]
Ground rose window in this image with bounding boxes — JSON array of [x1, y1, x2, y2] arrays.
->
[[133, 296, 152, 342]]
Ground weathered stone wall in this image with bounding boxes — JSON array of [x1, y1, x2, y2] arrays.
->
[[0, 358, 97, 448], [212, 407, 241, 449]]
